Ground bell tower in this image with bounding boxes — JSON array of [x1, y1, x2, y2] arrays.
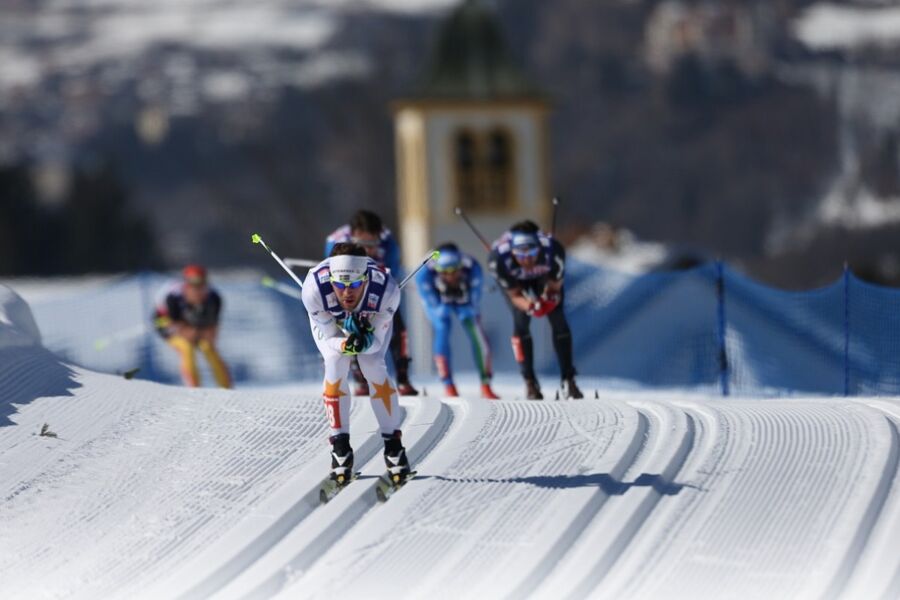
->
[[393, 0, 551, 376]]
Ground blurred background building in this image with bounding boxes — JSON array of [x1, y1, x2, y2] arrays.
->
[[3, 0, 900, 288]]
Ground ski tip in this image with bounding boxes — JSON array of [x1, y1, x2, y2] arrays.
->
[[431, 250, 440, 260], [251, 233, 262, 244], [454, 207, 462, 216]]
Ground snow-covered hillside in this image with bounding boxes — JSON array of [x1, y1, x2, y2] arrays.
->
[[1, 286, 900, 600]]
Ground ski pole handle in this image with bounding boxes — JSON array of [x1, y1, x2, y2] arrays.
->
[[398, 250, 440, 289], [251, 233, 305, 290], [455, 207, 491, 252]]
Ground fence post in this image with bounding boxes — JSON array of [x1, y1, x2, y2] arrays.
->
[[843, 262, 850, 397], [716, 261, 729, 397], [138, 271, 156, 381]]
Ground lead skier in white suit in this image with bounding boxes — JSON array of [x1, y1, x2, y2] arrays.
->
[[301, 242, 411, 487]]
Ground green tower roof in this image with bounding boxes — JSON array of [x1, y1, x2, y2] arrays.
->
[[412, 0, 543, 101]]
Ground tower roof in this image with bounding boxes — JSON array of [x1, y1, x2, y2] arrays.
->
[[412, 0, 543, 101]]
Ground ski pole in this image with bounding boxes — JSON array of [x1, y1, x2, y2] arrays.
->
[[550, 196, 560, 238], [261, 276, 303, 301], [251, 233, 305, 290], [398, 250, 440, 289], [284, 257, 320, 268], [93, 323, 146, 350], [454, 207, 491, 252]]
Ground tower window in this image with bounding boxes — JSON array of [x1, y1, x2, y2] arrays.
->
[[454, 128, 515, 211]]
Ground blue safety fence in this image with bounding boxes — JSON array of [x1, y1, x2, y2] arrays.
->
[[559, 260, 900, 396], [9, 260, 900, 396], [13, 272, 322, 386]]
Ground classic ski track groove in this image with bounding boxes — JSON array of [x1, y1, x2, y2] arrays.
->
[[841, 400, 900, 600], [150, 398, 386, 600], [4, 355, 900, 600], [277, 397, 641, 600], [532, 398, 696, 600], [215, 394, 454, 600], [595, 399, 898, 600]]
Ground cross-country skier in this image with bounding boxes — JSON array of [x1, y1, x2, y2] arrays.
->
[[415, 242, 499, 399], [488, 220, 583, 400], [153, 264, 232, 388], [301, 242, 412, 486], [325, 210, 418, 396]]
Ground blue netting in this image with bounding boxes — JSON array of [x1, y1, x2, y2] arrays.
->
[[10, 261, 900, 396], [847, 275, 900, 395], [16, 273, 322, 386]]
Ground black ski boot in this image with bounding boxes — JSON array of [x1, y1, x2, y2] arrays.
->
[[329, 433, 355, 485], [562, 377, 584, 400], [525, 378, 543, 400], [383, 430, 412, 485]]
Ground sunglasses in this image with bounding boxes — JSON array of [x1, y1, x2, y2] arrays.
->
[[331, 276, 367, 290], [512, 246, 540, 258], [435, 264, 460, 274]]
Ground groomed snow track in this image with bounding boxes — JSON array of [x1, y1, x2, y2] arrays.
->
[[2, 360, 900, 600]]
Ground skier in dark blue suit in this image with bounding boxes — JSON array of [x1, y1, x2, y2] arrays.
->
[[489, 220, 583, 400]]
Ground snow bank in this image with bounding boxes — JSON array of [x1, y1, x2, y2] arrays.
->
[[0, 284, 41, 348], [795, 3, 900, 50]]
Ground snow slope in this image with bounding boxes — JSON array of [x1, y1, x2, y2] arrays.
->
[[2, 289, 900, 600]]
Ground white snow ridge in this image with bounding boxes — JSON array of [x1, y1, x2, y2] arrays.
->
[[1, 291, 900, 600]]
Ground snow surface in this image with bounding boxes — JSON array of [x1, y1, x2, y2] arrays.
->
[[0, 0, 456, 97], [795, 3, 900, 50], [2, 296, 900, 599]]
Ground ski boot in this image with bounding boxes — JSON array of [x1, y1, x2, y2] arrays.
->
[[481, 383, 500, 400], [444, 382, 459, 397], [383, 431, 412, 485], [525, 377, 543, 400], [562, 377, 584, 400], [320, 433, 358, 503], [394, 358, 419, 396], [397, 379, 419, 396], [329, 433, 355, 485]]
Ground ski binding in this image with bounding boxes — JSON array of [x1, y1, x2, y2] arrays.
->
[[375, 470, 417, 503]]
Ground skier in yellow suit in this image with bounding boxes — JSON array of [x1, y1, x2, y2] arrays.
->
[[153, 264, 232, 388]]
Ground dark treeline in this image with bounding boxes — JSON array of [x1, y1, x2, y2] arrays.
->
[[0, 161, 161, 276]]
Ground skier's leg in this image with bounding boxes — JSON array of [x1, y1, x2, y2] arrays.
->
[[349, 357, 368, 396], [431, 312, 454, 385], [391, 312, 418, 395], [357, 348, 402, 437], [460, 315, 492, 383], [511, 309, 542, 399], [358, 345, 411, 480], [168, 335, 200, 387], [197, 339, 233, 389], [547, 294, 582, 399], [322, 352, 353, 437], [321, 351, 354, 481], [511, 309, 535, 380], [461, 314, 499, 399], [547, 299, 575, 380]]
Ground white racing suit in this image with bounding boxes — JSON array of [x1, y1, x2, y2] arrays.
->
[[301, 257, 402, 438]]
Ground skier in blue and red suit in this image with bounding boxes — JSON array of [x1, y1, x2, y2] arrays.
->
[[325, 210, 418, 396], [415, 242, 499, 399]]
